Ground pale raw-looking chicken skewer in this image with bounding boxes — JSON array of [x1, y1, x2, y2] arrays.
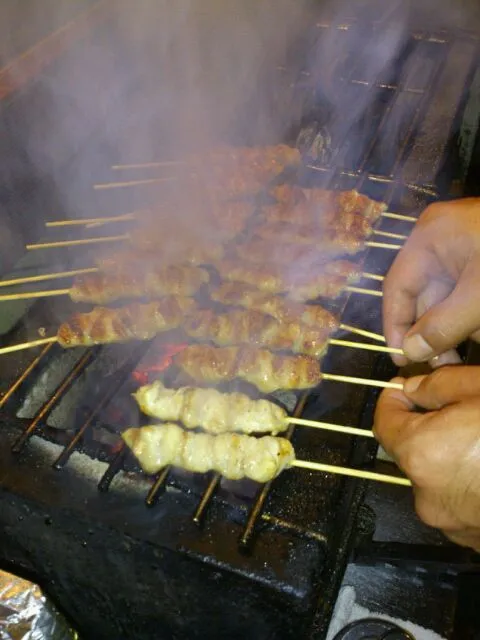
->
[[134, 380, 377, 438], [134, 380, 288, 435], [122, 423, 411, 486], [122, 423, 294, 482]]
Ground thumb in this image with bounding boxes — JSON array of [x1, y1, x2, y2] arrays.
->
[[402, 261, 480, 362], [403, 366, 480, 409]]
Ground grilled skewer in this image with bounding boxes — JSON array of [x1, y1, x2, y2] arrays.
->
[[210, 282, 339, 328], [57, 297, 195, 347], [122, 422, 411, 486], [97, 145, 301, 196], [184, 308, 331, 357], [214, 258, 361, 301], [70, 265, 209, 305], [122, 422, 295, 482], [134, 380, 288, 435], [135, 380, 379, 437], [174, 344, 322, 393]]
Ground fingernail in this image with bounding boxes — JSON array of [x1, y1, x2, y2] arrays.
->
[[429, 350, 462, 369], [403, 375, 426, 395], [403, 334, 433, 362]]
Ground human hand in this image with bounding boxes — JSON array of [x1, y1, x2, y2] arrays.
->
[[382, 198, 480, 367], [373, 366, 480, 551]]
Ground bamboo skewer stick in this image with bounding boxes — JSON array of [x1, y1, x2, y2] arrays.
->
[[0, 289, 70, 302], [365, 241, 402, 250], [372, 230, 407, 240], [288, 417, 375, 438], [93, 177, 176, 190], [45, 213, 139, 227], [0, 337, 57, 355], [0, 267, 98, 288], [111, 161, 183, 170], [338, 324, 386, 343], [322, 373, 402, 390], [0, 285, 383, 303], [361, 272, 384, 282], [381, 212, 417, 223], [346, 286, 383, 297], [292, 459, 412, 486], [25, 235, 400, 254], [328, 339, 401, 354], [26, 235, 129, 251]]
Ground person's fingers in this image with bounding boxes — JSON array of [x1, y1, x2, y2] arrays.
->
[[382, 244, 441, 366], [372, 379, 418, 459], [428, 349, 462, 368], [402, 260, 480, 362], [403, 366, 480, 409]]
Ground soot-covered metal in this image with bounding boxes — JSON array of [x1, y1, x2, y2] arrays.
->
[[0, 12, 478, 640]]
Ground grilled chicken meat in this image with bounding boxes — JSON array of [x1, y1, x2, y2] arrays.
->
[[95, 243, 225, 272], [210, 282, 339, 329], [184, 308, 330, 357], [122, 422, 295, 482], [270, 186, 387, 223], [134, 380, 288, 435], [70, 265, 209, 305], [215, 259, 360, 300], [57, 297, 195, 347], [254, 220, 372, 253], [174, 345, 323, 393]]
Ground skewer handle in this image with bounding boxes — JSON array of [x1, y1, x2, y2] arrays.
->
[[288, 417, 375, 438], [0, 289, 70, 302], [338, 324, 386, 343], [94, 177, 175, 190], [0, 267, 97, 288], [293, 459, 412, 486], [346, 286, 383, 297], [372, 230, 407, 240], [328, 338, 402, 355], [365, 241, 403, 250], [0, 337, 57, 355], [382, 212, 417, 223], [322, 373, 403, 390], [46, 213, 138, 227], [26, 235, 129, 250]]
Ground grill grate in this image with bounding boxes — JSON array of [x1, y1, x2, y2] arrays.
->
[[0, 15, 478, 640]]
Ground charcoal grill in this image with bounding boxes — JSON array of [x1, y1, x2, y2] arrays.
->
[[0, 5, 479, 639]]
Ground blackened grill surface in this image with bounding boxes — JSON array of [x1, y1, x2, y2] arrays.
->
[[0, 13, 478, 640]]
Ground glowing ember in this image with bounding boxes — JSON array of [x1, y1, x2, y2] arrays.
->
[[132, 344, 188, 385]]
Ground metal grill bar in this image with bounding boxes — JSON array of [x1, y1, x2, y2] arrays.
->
[[11, 349, 98, 453], [52, 350, 146, 470], [240, 393, 309, 549], [0, 342, 55, 410], [98, 444, 127, 492], [145, 467, 171, 506], [193, 473, 221, 525]]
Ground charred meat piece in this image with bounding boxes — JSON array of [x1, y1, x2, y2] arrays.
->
[[122, 422, 295, 482], [210, 282, 339, 329], [214, 258, 361, 300], [70, 265, 209, 305], [174, 344, 323, 393], [57, 296, 195, 347], [184, 308, 331, 357]]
